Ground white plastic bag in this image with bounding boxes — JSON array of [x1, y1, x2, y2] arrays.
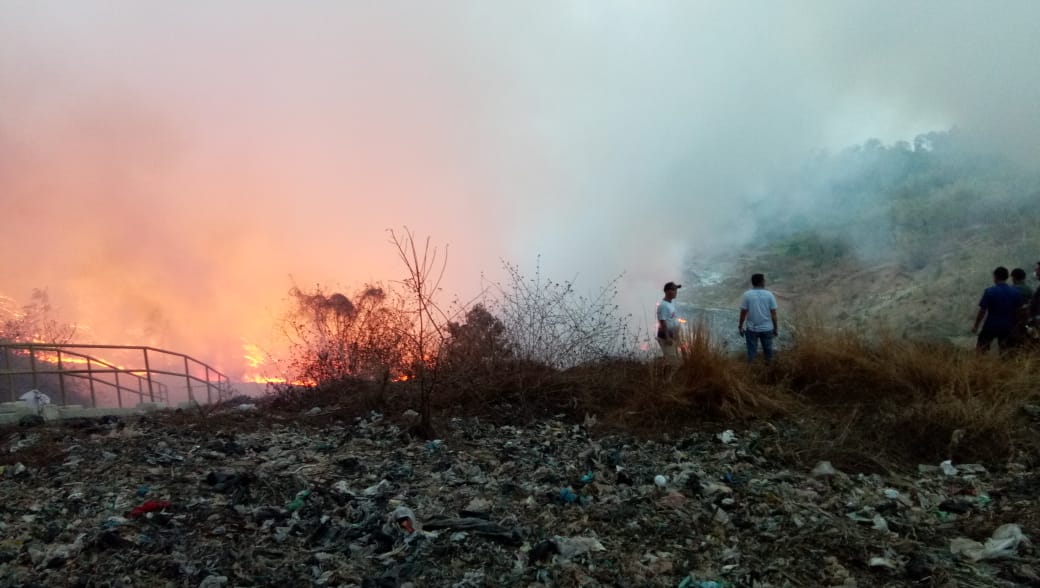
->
[[18, 389, 51, 414], [950, 524, 1030, 561]]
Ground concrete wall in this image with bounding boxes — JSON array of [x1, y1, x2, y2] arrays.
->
[[0, 401, 169, 426]]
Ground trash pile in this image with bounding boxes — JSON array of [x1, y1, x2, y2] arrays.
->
[[1, 407, 1038, 587]]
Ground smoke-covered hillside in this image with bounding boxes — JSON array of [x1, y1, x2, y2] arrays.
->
[[690, 131, 1040, 341]]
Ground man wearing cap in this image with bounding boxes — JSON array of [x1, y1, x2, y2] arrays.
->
[[657, 282, 682, 370], [738, 273, 779, 362]]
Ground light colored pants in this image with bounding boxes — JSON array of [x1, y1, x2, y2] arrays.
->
[[657, 337, 681, 369]]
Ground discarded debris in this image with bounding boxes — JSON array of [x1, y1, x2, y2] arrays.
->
[[0, 409, 1036, 586], [950, 524, 1031, 562]]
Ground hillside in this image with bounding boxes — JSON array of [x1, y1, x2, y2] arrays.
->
[[687, 132, 1040, 343]]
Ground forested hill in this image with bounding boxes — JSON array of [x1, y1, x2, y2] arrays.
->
[[691, 130, 1040, 341]]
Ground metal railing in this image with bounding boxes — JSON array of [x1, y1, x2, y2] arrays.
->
[[0, 343, 235, 408]]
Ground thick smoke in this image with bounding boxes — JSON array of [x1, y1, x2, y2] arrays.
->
[[1, 2, 1038, 374]]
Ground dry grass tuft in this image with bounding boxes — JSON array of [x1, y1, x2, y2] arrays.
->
[[258, 321, 1040, 471], [645, 322, 793, 423], [767, 324, 1040, 468]]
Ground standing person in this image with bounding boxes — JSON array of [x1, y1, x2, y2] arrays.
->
[[1009, 268, 1034, 348], [1011, 268, 1034, 302], [656, 282, 682, 371], [1029, 261, 1040, 332], [972, 266, 1022, 354], [738, 273, 779, 363]]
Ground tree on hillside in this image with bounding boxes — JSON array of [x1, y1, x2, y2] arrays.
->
[[0, 289, 76, 344], [282, 284, 409, 387], [441, 303, 512, 379]]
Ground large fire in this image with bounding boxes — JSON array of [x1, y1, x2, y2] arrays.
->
[[240, 342, 315, 387]]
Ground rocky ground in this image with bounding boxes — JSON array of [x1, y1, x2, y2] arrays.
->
[[1, 404, 1038, 587]]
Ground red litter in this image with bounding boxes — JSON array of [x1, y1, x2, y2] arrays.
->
[[128, 500, 172, 519]]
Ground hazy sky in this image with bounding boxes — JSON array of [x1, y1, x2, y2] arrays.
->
[[3, 2, 1039, 378]]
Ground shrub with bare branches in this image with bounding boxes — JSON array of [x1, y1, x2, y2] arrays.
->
[[389, 228, 453, 436], [281, 283, 409, 388], [484, 259, 634, 369]]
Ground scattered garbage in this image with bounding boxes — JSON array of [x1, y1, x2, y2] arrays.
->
[[868, 556, 898, 569], [392, 506, 418, 534], [950, 524, 1031, 561], [0, 409, 1035, 586], [938, 499, 973, 515], [127, 499, 172, 519], [678, 578, 723, 588], [286, 489, 311, 511], [811, 460, 838, 477], [554, 536, 605, 562], [558, 487, 579, 504]]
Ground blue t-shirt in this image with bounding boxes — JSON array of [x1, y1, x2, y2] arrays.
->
[[979, 283, 1022, 331]]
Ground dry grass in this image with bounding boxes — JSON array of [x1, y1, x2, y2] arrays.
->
[[253, 321, 1040, 472], [766, 324, 1040, 469]]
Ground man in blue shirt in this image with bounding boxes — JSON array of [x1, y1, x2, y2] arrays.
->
[[972, 266, 1022, 354], [738, 273, 779, 362]]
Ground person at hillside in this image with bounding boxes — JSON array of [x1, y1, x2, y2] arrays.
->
[[972, 266, 1022, 354], [656, 282, 682, 371], [1008, 268, 1034, 348], [738, 273, 779, 363], [1011, 268, 1034, 302], [1029, 262, 1040, 334]]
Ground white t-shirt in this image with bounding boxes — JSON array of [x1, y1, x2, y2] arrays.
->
[[740, 288, 778, 332], [657, 299, 679, 332]]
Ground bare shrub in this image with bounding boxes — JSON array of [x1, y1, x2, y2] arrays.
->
[[280, 282, 409, 390], [485, 258, 634, 370], [389, 228, 453, 437]]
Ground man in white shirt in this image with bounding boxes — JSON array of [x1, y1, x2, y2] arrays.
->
[[657, 282, 682, 370], [738, 273, 778, 362]]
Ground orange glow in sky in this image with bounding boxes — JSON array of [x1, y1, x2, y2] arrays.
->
[[3, 4, 1038, 387]]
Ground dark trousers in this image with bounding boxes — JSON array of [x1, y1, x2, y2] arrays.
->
[[745, 330, 775, 362], [977, 326, 1013, 354]]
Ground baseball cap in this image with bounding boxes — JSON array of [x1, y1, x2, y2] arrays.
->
[[663, 281, 681, 292]]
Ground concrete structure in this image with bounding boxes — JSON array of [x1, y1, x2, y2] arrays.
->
[[0, 400, 166, 426]]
